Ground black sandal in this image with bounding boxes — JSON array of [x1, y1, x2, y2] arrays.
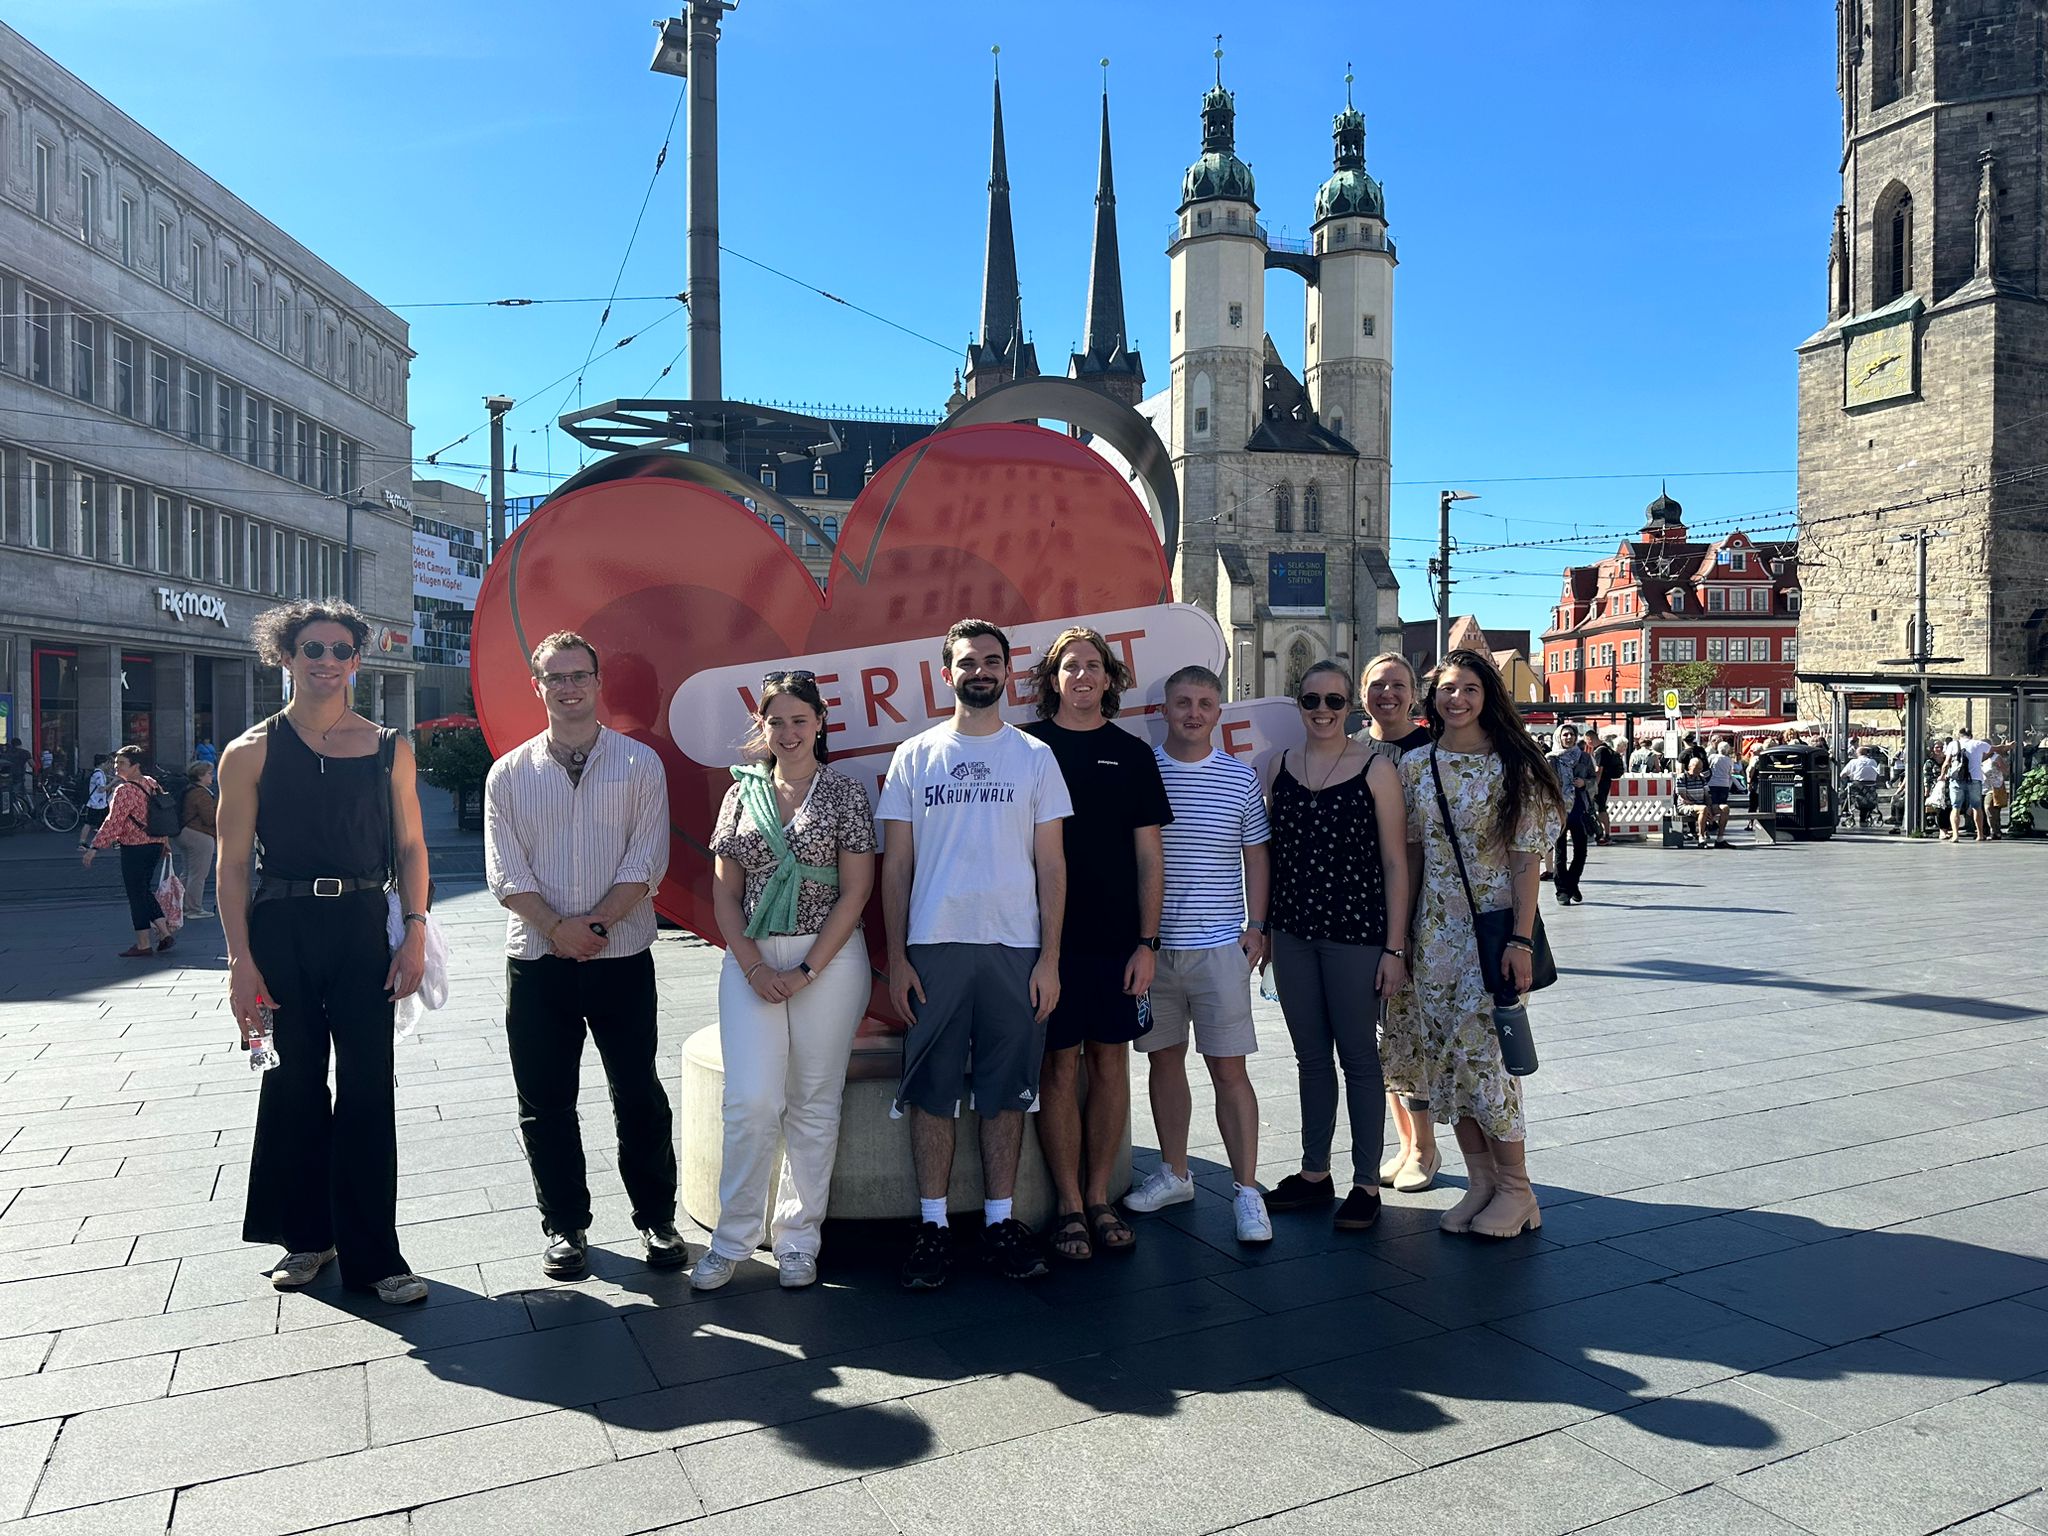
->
[[1086, 1203, 1135, 1253], [1048, 1209, 1092, 1263]]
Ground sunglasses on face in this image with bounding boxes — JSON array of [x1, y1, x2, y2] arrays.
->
[[296, 641, 357, 661], [762, 669, 816, 687], [1298, 692, 1349, 712], [539, 670, 596, 690]]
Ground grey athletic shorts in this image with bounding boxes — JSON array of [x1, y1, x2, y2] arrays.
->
[[894, 943, 1045, 1118]]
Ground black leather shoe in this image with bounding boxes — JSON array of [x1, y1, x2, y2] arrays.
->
[[1265, 1172, 1338, 1212], [642, 1223, 689, 1269], [541, 1230, 588, 1278]]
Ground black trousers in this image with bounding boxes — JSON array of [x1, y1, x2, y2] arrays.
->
[[1553, 819, 1589, 894], [119, 843, 162, 932], [241, 890, 407, 1287], [505, 950, 676, 1237]]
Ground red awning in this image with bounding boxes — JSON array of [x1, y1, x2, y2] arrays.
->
[[415, 714, 479, 732]]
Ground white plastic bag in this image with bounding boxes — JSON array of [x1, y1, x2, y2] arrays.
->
[[386, 894, 449, 1039]]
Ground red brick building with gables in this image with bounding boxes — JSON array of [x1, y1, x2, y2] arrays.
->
[[1538, 490, 1802, 726]]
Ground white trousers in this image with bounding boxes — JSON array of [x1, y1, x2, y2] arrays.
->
[[711, 933, 869, 1260]]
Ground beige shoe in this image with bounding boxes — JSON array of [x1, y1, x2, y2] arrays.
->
[[1471, 1162, 1542, 1239], [1393, 1145, 1441, 1193], [1439, 1152, 1496, 1233], [1378, 1146, 1410, 1186]]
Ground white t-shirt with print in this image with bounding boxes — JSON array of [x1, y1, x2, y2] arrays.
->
[[877, 723, 1072, 949]]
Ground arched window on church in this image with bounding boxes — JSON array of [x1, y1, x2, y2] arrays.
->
[[1274, 485, 1293, 534], [1303, 484, 1321, 533], [1874, 182, 1913, 303], [1191, 370, 1213, 439], [1286, 636, 1317, 696]]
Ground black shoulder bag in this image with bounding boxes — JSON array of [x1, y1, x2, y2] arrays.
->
[[1429, 748, 1555, 1070]]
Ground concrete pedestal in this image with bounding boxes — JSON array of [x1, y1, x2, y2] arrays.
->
[[680, 1025, 1131, 1234]]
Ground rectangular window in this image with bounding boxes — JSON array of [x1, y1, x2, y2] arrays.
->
[[338, 441, 352, 495], [1782, 689, 1799, 714], [155, 220, 170, 286], [218, 512, 233, 585], [150, 351, 170, 429], [187, 505, 205, 579], [70, 315, 93, 401], [244, 395, 261, 465], [1707, 637, 1726, 661], [118, 195, 134, 265], [295, 537, 310, 598], [1623, 689, 1641, 703], [1362, 314, 1376, 337], [25, 292, 52, 386], [250, 280, 263, 336], [1707, 586, 1725, 612], [182, 367, 203, 442], [245, 520, 261, 591], [276, 295, 288, 350], [1787, 590, 1801, 615], [347, 338, 358, 392], [29, 460, 53, 549], [76, 474, 95, 560], [301, 312, 313, 360], [1729, 637, 1749, 663], [1784, 636, 1799, 664], [271, 407, 286, 474], [220, 260, 236, 321], [1621, 640, 1639, 665], [270, 529, 284, 595], [117, 485, 137, 567], [1599, 644, 1614, 666], [78, 169, 96, 241], [32, 141, 49, 220], [189, 239, 203, 303], [295, 420, 310, 484], [317, 429, 333, 493], [1670, 590, 1685, 612], [319, 543, 334, 596], [1731, 549, 1747, 572], [153, 494, 173, 573], [325, 326, 337, 374], [1657, 638, 1695, 663], [113, 335, 134, 416], [1707, 687, 1728, 711], [216, 380, 234, 452]]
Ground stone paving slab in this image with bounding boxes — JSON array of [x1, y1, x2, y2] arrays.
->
[[0, 839, 2037, 1531]]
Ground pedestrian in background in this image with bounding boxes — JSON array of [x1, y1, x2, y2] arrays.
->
[[177, 760, 218, 919], [1591, 734, 1625, 845], [81, 745, 172, 958], [75, 753, 111, 850], [1545, 725, 1594, 903], [703, 669, 876, 1291]]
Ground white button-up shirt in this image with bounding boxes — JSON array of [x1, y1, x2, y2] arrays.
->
[[484, 725, 671, 960]]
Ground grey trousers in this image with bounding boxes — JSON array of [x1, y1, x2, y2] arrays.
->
[[1270, 930, 1386, 1189]]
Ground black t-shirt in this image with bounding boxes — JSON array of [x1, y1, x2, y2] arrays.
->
[[1022, 718, 1173, 954]]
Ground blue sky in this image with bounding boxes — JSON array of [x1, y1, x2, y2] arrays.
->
[[20, 1, 1838, 639]]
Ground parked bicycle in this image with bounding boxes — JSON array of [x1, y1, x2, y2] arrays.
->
[[0, 780, 82, 835]]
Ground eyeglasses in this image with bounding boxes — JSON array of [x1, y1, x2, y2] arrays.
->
[[762, 669, 816, 687], [539, 669, 596, 689], [296, 641, 358, 661], [1298, 692, 1349, 712]]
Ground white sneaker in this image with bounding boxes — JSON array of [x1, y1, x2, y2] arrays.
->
[[777, 1252, 819, 1289], [1233, 1185, 1274, 1244], [690, 1251, 738, 1291], [268, 1247, 337, 1290], [1125, 1166, 1196, 1213], [372, 1273, 429, 1305]]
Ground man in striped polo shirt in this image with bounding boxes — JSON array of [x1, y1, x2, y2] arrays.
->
[[1123, 665, 1274, 1243]]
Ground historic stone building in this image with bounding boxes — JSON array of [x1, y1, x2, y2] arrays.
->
[[1796, 0, 2048, 719]]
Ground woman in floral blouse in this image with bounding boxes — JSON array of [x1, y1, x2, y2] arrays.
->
[[701, 671, 877, 1291], [82, 745, 173, 958], [1381, 650, 1563, 1239]]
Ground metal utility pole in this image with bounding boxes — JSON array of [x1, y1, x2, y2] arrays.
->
[[485, 395, 514, 561], [1432, 489, 1478, 665]]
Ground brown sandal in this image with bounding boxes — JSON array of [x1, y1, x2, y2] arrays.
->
[[1048, 1209, 1092, 1262], [1086, 1203, 1135, 1253]]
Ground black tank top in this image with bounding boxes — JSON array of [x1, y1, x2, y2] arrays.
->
[[256, 714, 391, 881], [1267, 752, 1388, 946]]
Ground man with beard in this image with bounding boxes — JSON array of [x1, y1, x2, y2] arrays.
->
[[880, 619, 1072, 1290]]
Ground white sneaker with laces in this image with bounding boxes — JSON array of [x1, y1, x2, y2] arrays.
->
[[1233, 1184, 1274, 1244], [690, 1251, 738, 1291], [1124, 1166, 1196, 1213], [777, 1252, 819, 1289], [372, 1273, 429, 1305], [269, 1247, 337, 1290]]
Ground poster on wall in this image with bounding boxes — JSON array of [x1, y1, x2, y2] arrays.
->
[[412, 533, 482, 607], [1268, 551, 1327, 616]]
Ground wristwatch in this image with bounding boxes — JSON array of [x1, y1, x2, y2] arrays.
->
[[1247, 919, 1268, 934], [797, 961, 815, 979], [589, 921, 609, 939], [1139, 936, 1160, 952], [1385, 947, 1407, 960]]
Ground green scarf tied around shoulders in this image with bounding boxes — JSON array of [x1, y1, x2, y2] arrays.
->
[[731, 764, 839, 939]]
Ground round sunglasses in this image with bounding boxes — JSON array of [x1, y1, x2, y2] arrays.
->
[[295, 641, 358, 661]]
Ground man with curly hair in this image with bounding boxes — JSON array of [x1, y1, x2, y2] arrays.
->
[[1022, 626, 1171, 1261]]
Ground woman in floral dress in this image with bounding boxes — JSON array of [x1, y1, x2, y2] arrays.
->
[[1380, 650, 1563, 1239]]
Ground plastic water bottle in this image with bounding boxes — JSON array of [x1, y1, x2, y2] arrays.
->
[[247, 1002, 281, 1074]]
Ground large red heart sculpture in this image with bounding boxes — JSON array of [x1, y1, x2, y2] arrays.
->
[[469, 422, 1173, 1034]]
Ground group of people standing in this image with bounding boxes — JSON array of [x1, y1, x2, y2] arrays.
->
[[191, 598, 1565, 1308]]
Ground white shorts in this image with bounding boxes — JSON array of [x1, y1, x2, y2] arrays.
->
[[1139, 943, 1259, 1058]]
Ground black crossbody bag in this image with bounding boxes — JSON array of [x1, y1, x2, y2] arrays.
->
[[1430, 746, 1557, 1010]]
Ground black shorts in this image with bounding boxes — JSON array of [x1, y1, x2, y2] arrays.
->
[[1043, 947, 1151, 1053], [895, 944, 1045, 1118], [1708, 787, 1731, 806]]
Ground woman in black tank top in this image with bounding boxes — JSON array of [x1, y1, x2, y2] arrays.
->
[[214, 603, 433, 1304]]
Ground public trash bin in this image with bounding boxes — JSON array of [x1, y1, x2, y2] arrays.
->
[[1753, 743, 1836, 841]]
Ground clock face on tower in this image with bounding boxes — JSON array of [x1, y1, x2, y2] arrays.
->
[[1844, 318, 1916, 409]]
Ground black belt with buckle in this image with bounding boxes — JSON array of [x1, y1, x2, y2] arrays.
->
[[254, 876, 385, 903]]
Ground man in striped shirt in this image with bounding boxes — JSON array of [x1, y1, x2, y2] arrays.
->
[[1123, 666, 1275, 1243], [484, 630, 685, 1280]]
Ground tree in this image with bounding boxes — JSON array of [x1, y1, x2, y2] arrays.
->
[[1651, 658, 1722, 706], [414, 726, 493, 800]]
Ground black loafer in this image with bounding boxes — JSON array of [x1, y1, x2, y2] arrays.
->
[[642, 1223, 689, 1269], [1333, 1188, 1382, 1230], [541, 1230, 588, 1278], [1265, 1172, 1338, 1212]]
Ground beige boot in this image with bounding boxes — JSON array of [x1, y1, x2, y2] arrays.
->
[[1438, 1151, 1496, 1233], [1471, 1160, 1542, 1238]]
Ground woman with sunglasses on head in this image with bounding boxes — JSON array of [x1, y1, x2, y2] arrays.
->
[[1258, 661, 1410, 1230], [215, 600, 433, 1305], [81, 745, 174, 957], [1381, 649, 1564, 1240], [1356, 652, 1441, 1195], [700, 669, 878, 1291]]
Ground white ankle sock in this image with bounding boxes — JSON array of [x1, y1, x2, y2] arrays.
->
[[983, 1197, 1013, 1226], [919, 1198, 948, 1228]]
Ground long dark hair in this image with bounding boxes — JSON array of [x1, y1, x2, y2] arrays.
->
[[744, 675, 830, 764], [1424, 648, 1564, 846]]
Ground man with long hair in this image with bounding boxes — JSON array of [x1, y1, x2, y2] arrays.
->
[[1022, 627, 1172, 1260]]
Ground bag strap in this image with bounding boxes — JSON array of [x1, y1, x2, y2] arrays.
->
[[1429, 747, 1486, 923], [378, 729, 398, 887]]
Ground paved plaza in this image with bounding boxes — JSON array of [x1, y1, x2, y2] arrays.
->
[[0, 829, 2042, 1534]]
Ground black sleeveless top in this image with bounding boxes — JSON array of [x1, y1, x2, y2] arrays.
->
[[255, 714, 391, 882], [1267, 751, 1388, 946]]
